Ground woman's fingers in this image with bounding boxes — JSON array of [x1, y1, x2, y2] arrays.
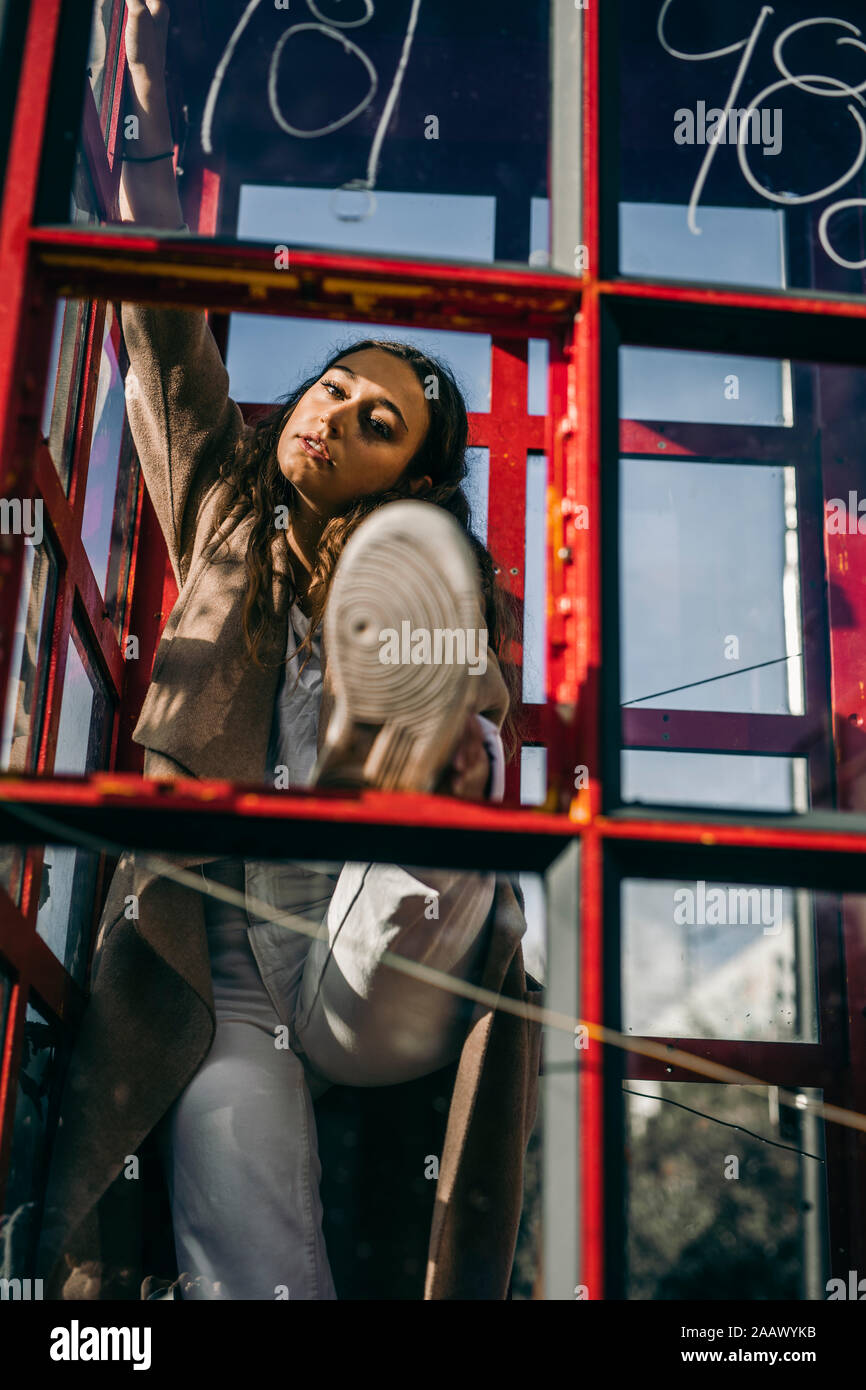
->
[[124, 0, 170, 74]]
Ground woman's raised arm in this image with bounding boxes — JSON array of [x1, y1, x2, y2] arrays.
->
[[119, 0, 184, 231], [117, 1, 245, 586]]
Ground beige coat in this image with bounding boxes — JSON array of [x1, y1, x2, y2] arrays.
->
[[37, 304, 543, 1300]]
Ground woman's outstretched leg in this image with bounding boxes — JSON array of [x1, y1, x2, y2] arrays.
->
[[294, 500, 519, 1089], [291, 862, 500, 1088]]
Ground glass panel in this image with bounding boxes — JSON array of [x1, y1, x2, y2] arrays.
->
[[82, 303, 137, 618], [36, 627, 112, 984], [40, 299, 91, 490], [239, 186, 497, 261], [226, 313, 492, 413], [55, 2, 573, 269], [69, 146, 103, 227], [619, 0, 866, 297], [1, 999, 62, 1284], [621, 347, 792, 427], [527, 339, 549, 416], [620, 458, 799, 713], [0, 542, 56, 904], [621, 751, 809, 812], [617, 347, 866, 818], [620, 203, 786, 289], [621, 876, 820, 1042], [523, 452, 547, 705], [519, 871, 547, 985], [625, 1083, 829, 1299], [40, 848, 550, 1298], [520, 745, 547, 805], [463, 447, 488, 547], [1, 543, 55, 774]]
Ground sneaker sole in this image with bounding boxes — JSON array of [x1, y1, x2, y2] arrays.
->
[[310, 500, 484, 792]]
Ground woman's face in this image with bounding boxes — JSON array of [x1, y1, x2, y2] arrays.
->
[[277, 348, 431, 516]]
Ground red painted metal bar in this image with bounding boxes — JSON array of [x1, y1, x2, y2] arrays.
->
[[624, 1041, 835, 1088], [623, 709, 819, 755], [577, 0, 604, 1303], [0, 0, 67, 1218], [0, 0, 65, 751], [600, 277, 866, 322], [28, 227, 584, 336], [102, 0, 127, 210], [81, 80, 116, 226], [0, 771, 571, 841], [620, 419, 815, 463], [813, 373, 866, 1275], [0, 976, 24, 1213], [598, 816, 866, 855]]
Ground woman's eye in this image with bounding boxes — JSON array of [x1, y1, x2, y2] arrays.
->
[[369, 416, 391, 439], [322, 379, 344, 397]]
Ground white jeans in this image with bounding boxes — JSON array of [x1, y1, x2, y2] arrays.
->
[[155, 856, 498, 1300]]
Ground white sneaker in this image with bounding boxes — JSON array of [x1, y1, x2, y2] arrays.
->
[[310, 500, 484, 793]]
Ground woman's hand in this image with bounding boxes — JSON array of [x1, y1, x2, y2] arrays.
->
[[120, 1, 185, 228], [437, 714, 491, 800], [124, 0, 170, 79]]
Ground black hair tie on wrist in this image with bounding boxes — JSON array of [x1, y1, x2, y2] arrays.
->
[[121, 150, 174, 162]]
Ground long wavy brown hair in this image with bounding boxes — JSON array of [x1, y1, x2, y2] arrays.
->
[[211, 337, 522, 760]]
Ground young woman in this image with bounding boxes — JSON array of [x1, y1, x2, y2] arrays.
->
[[37, 0, 541, 1303]]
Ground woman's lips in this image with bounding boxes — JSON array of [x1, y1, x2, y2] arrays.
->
[[299, 435, 332, 463]]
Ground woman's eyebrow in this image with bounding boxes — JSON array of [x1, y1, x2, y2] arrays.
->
[[327, 363, 409, 433]]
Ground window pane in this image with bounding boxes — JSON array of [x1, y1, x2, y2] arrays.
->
[[1, 999, 63, 1283], [618, 1, 866, 298], [226, 313, 492, 414], [617, 346, 866, 818], [52, 625, 112, 777], [54, 2, 576, 270], [620, 458, 800, 714], [527, 339, 549, 416], [463, 447, 488, 547], [620, 347, 792, 427], [625, 1083, 828, 1299], [36, 627, 112, 983], [35, 849, 550, 1298], [523, 452, 547, 704], [40, 299, 90, 490], [69, 146, 102, 228], [0, 542, 56, 904], [621, 751, 809, 813], [620, 203, 786, 290], [1, 543, 55, 774], [622, 877, 819, 1042], [239, 186, 497, 262], [520, 745, 547, 805], [82, 303, 137, 621]]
